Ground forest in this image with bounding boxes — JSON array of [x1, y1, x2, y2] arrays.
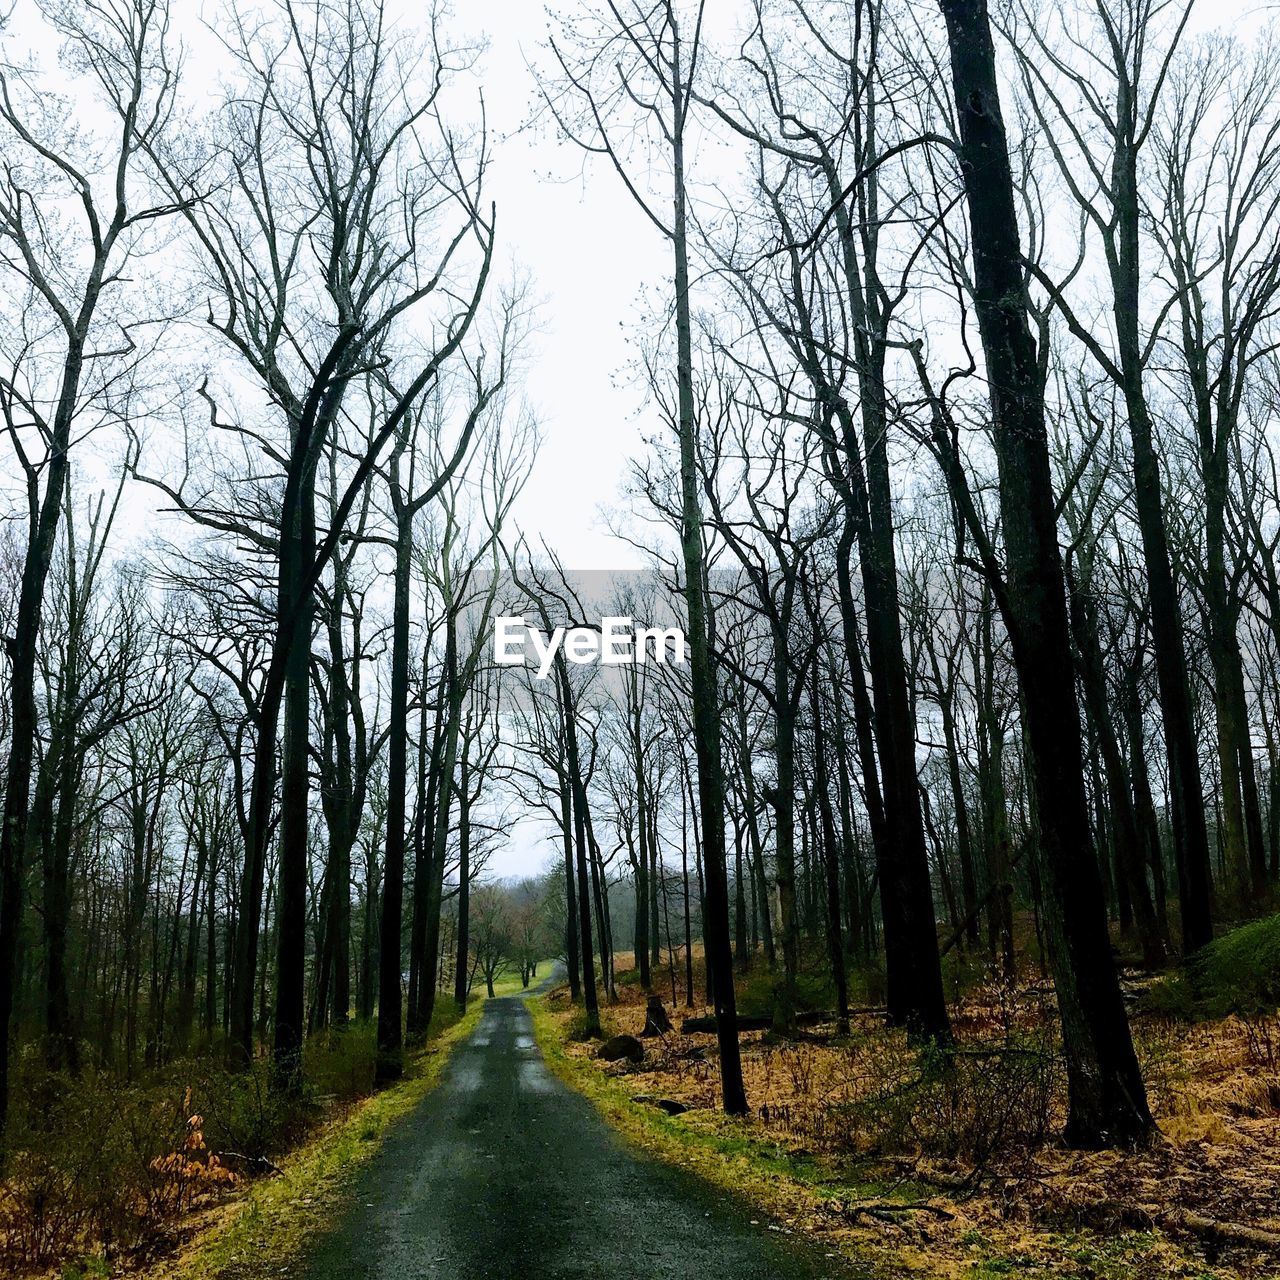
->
[[1, 0, 1280, 1275]]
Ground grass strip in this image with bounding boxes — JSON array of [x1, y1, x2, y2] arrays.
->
[[527, 996, 897, 1220], [156, 1002, 485, 1279]]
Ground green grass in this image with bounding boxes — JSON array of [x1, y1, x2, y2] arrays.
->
[[1143, 913, 1280, 1019], [157, 1001, 484, 1279], [527, 996, 905, 1214], [1195, 913, 1280, 1012], [448, 960, 553, 1003]]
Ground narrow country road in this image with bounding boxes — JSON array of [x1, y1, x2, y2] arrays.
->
[[299, 995, 859, 1279]]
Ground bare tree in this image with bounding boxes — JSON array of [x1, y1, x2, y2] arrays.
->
[[128, 0, 496, 1080], [1001, 0, 1213, 951], [936, 0, 1153, 1148], [542, 0, 746, 1111], [0, 0, 179, 1143]]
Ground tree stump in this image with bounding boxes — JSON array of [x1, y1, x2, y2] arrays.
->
[[642, 995, 673, 1037]]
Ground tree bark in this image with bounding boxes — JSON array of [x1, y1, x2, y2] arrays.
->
[[376, 502, 414, 1083], [938, 0, 1153, 1147]]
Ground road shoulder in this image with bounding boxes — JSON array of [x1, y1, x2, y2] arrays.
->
[[528, 993, 1195, 1280], [146, 1004, 485, 1280]]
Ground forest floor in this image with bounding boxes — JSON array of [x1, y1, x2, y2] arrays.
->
[[534, 956, 1280, 1280]]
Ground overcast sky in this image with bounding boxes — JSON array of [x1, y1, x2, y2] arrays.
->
[[449, 0, 673, 573], [428, 0, 1258, 877], [19, 0, 1262, 880]]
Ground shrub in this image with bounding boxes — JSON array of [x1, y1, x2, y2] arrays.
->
[[1237, 1008, 1280, 1071], [1136, 970, 1199, 1022], [142, 1098, 236, 1218], [824, 1025, 1059, 1172], [736, 962, 835, 1020], [303, 1022, 378, 1102], [0, 1067, 237, 1269], [939, 949, 989, 1004], [188, 1058, 312, 1161], [915, 1042, 1058, 1168], [1142, 914, 1280, 1023]]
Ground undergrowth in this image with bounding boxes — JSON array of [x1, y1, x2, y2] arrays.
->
[[531, 991, 1235, 1280], [0, 1003, 477, 1278], [154, 1000, 481, 1280]]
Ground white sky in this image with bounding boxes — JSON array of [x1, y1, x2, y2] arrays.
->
[[427, 0, 692, 878], [452, 0, 671, 572], [431, 0, 1252, 577], [17, 0, 1261, 880]]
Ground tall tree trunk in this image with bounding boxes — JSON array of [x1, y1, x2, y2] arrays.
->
[[453, 755, 472, 1014], [1109, 93, 1214, 953], [273, 454, 316, 1091], [559, 769, 582, 1002], [376, 504, 413, 1083], [631, 699, 652, 988], [558, 658, 599, 1035], [731, 799, 748, 967], [810, 667, 849, 1032], [1067, 558, 1164, 967], [771, 628, 801, 1030], [735, 699, 775, 966], [926, 639, 979, 950], [681, 791, 695, 1008], [586, 809, 614, 1002], [834, 520, 890, 885], [822, 132, 950, 1042], [938, 0, 1153, 1147], [44, 742, 79, 1072], [408, 648, 444, 1039], [176, 825, 209, 1056], [318, 549, 357, 1031], [0, 341, 85, 1140], [421, 611, 463, 1038], [670, 26, 747, 1113], [976, 597, 1015, 978]]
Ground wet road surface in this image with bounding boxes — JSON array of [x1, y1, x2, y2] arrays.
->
[[300, 995, 859, 1279]]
